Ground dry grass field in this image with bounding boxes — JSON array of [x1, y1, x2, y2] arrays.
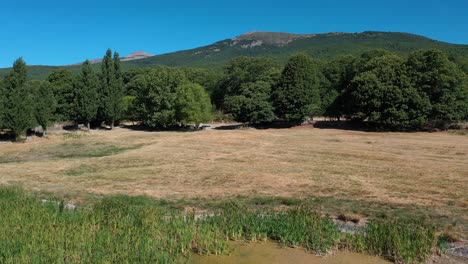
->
[[1, 125, 467, 237]]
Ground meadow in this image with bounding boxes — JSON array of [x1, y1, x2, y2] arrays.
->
[[0, 125, 467, 262]]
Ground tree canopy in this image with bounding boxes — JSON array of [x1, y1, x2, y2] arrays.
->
[[47, 69, 74, 121], [406, 49, 468, 123], [220, 57, 280, 124], [73, 61, 99, 129], [273, 54, 321, 123], [29, 80, 56, 133], [1, 48, 466, 135], [176, 83, 212, 127], [133, 67, 188, 128], [98, 49, 124, 127], [1, 58, 34, 140]]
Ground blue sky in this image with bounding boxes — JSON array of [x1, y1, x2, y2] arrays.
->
[[1, 0, 467, 68]]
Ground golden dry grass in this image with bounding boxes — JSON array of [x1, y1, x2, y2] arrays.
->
[[1, 126, 467, 234]]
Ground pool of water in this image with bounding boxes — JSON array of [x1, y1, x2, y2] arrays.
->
[[190, 241, 390, 264]]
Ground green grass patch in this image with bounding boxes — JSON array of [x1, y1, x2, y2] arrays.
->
[[52, 142, 142, 159], [64, 164, 97, 176], [0, 156, 17, 164], [449, 129, 468, 136], [0, 187, 441, 263], [62, 132, 88, 139], [0, 142, 143, 164]]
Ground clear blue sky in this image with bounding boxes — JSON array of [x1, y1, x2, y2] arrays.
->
[[1, 0, 467, 68]]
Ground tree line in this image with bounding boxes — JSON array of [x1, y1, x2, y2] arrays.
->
[[216, 49, 467, 129], [1, 48, 467, 141], [0, 49, 213, 141]]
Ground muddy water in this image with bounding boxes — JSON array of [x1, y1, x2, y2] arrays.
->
[[190, 241, 390, 264]]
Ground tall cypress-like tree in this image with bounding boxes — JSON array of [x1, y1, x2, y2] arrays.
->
[[0, 80, 4, 128], [98, 49, 123, 128], [31, 81, 56, 134], [111, 51, 124, 127], [97, 49, 114, 126], [47, 69, 74, 121], [272, 54, 321, 123], [2, 58, 34, 141], [74, 60, 98, 130]]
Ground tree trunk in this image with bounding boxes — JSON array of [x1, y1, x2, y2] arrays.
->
[[87, 122, 90, 130]]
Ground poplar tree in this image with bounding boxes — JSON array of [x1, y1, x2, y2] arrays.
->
[[98, 49, 124, 128], [111, 51, 124, 127], [74, 60, 98, 130], [97, 49, 114, 126], [2, 58, 34, 141]]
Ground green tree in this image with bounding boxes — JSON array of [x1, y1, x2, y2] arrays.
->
[[348, 55, 431, 129], [134, 67, 187, 128], [0, 80, 4, 128], [47, 69, 74, 121], [176, 83, 212, 128], [220, 57, 279, 124], [122, 95, 137, 125], [406, 49, 468, 123], [1, 58, 34, 141], [272, 54, 321, 123], [322, 55, 358, 119], [98, 49, 124, 128], [123, 69, 150, 96], [111, 51, 124, 126], [180, 67, 223, 97], [224, 81, 276, 124], [29, 81, 56, 134], [74, 61, 99, 129]]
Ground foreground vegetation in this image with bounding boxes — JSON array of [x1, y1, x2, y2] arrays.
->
[[0, 187, 438, 263]]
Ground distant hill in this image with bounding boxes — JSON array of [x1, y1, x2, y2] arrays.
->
[[70, 51, 155, 66], [1, 31, 468, 80]]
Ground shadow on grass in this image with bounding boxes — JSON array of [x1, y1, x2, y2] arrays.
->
[[214, 122, 299, 130], [0, 132, 14, 143], [312, 121, 371, 131], [121, 124, 200, 133]]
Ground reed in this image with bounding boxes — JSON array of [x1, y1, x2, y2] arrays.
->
[[0, 187, 438, 263]]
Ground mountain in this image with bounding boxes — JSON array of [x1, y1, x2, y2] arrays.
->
[[121, 51, 154, 61], [1, 31, 468, 80], [125, 31, 468, 69], [70, 51, 154, 65]]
